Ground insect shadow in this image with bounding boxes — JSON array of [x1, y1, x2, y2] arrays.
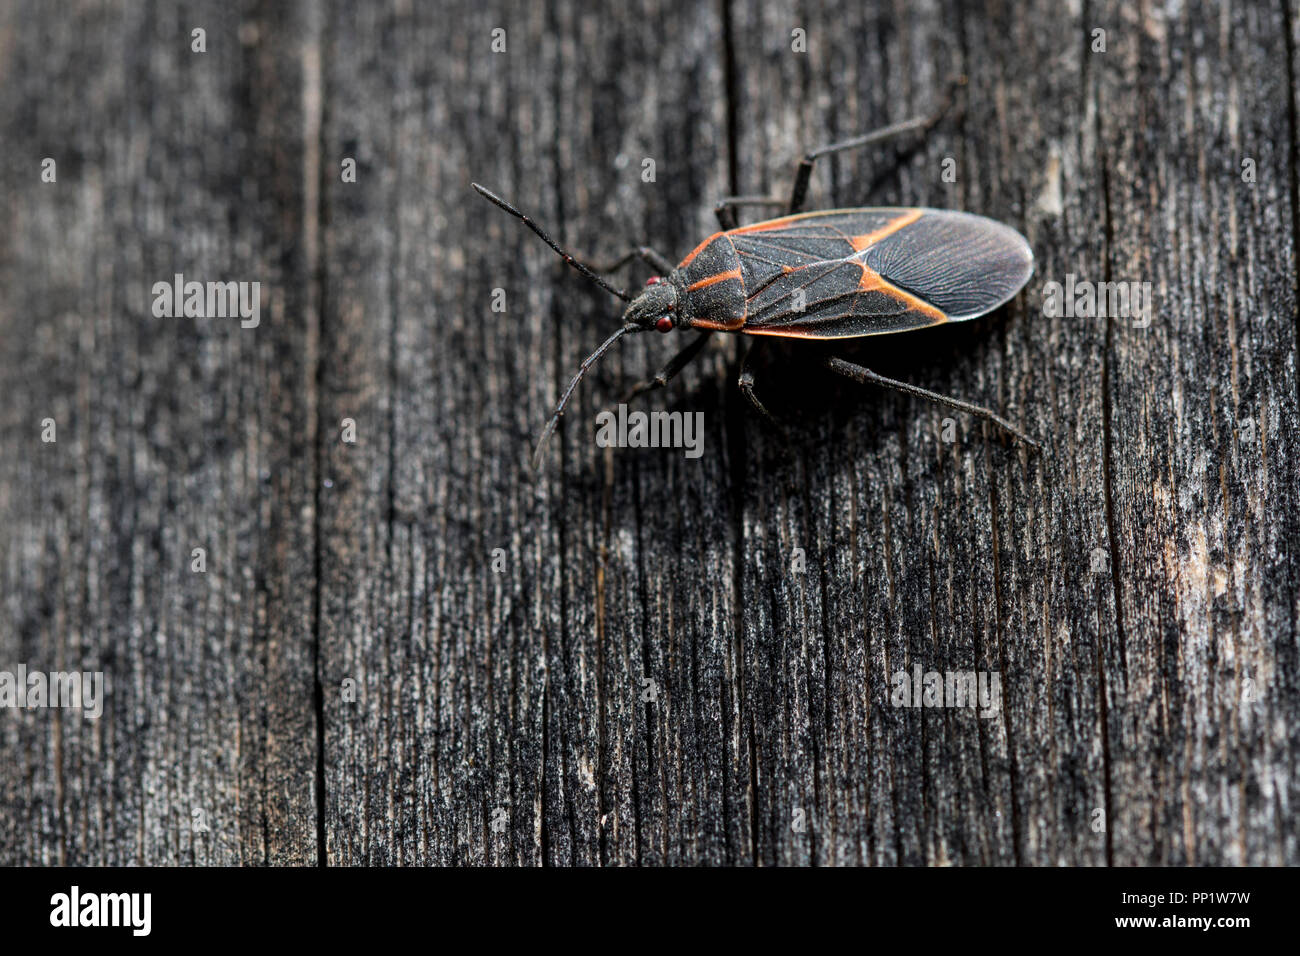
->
[[732, 309, 1022, 453]]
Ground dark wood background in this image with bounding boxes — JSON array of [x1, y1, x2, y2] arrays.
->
[[2, 0, 1297, 865]]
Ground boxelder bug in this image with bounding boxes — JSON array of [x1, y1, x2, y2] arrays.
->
[[473, 92, 1038, 467]]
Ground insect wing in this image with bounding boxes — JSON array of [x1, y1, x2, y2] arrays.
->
[[731, 208, 1033, 339]]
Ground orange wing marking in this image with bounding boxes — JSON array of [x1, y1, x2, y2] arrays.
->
[[855, 261, 945, 322], [849, 209, 923, 251]]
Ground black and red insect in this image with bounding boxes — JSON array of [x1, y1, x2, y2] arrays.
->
[[473, 102, 1038, 465]]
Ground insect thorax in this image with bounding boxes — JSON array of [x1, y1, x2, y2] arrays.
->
[[675, 234, 746, 330]]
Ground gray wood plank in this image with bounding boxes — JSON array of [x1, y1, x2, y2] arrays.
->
[[1, 0, 1297, 866], [314, 0, 744, 864], [0, 0, 319, 864], [723, 0, 1300, 864]]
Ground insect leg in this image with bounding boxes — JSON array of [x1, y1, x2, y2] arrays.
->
[[713, 196, 786, 231], [824, 356, 1040, 450], [786, 77, 966, 213], [738, 341, 785, 432], [621, 331, 713, 402], [590, 245, 675, 275]]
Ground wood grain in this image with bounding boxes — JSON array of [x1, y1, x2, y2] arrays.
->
[[1, 0, 1296, 865]]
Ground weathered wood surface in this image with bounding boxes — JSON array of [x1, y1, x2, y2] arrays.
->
[[1, 0, 1297, 865]]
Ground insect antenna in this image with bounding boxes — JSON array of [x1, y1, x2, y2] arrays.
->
[[471, 183, 631, 302], [532, 323, 641, 468]]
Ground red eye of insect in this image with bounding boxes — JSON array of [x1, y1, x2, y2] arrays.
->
[[646, 276, 662, 286], [655, 316, 673, 333]]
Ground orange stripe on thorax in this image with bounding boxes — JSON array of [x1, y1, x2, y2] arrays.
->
[[690, 314, 747, 331], [678, 233, 723, 267], [687, 267, 742, 292]]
